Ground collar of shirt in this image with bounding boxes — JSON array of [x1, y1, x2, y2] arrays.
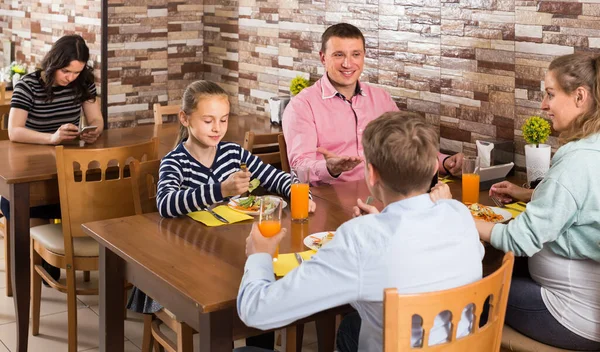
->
[[381, 193, 435, 214], [320, 73, 366, 101]]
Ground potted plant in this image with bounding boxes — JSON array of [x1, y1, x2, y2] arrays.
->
[[289, 75, 310, 96], [522, 116, 552, 184], [2, 61, 27, 89]]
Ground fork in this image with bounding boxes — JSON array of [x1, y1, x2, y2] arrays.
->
[[490, 195, 505, 208], [360, 196, 375, 215]]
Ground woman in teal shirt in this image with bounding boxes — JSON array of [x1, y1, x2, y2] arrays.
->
[[477, 53, 600, 350]]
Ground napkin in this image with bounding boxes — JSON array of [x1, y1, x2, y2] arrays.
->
[[504, 202, 526, 218], [187, 205, 253, 226], [438, 176, 454, 184], [273, 250, 316, 277]]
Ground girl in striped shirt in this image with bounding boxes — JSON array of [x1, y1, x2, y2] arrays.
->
[[156, 80, 316, 218]]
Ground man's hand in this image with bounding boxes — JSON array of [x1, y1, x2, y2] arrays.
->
[[442, 153, 464, 176], [352, 198, 379, 218], [317, 147, 362, 177], [246, 223, 287, 257], [429, 182, 452, 202], [50, 123, 79, 145], [221, 170, 251, 198]]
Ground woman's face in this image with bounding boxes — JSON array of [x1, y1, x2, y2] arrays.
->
[[541, 70, 591, 132], [54, 60, 86, 87]]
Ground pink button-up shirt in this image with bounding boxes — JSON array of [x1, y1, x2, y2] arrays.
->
[[283, 74, 399, 184]]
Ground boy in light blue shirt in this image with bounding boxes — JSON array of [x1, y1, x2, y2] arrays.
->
[[237, 112, 484, 351]]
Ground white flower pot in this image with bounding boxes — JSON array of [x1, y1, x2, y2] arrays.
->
[[525, 144, 551, 184]]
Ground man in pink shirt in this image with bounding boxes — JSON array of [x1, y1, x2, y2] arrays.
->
[[283, 23, 464, 185]]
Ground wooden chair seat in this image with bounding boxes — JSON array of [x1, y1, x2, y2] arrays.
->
[[31, 223, 99, 257], [501, 325, 578, 352]]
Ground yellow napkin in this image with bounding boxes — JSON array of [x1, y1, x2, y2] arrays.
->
[[439, 176, 454, 184], [273, 250, 316, 277], [504, 202, 527, 218], [187, 205, 253, 227]]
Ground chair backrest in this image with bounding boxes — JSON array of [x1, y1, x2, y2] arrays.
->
[[243, 131, 283, 166], [383, 252, 514, 352], [0, 105, 9, 141], [55, 138, 159, 245], [278, 134, 290, 173], [153, 103, 180, 125], [0, 82, 5, 105], [130, 159, 160, 215]]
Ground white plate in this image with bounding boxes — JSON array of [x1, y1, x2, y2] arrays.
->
[[304, 231, 335, 251], [490, 207, 512, 223], [227, 196, 288, 216]]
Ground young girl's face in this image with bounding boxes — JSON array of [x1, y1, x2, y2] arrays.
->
[[182, 95, 230, 148]]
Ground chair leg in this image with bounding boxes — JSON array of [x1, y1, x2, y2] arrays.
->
[[4, 218, 11, 297], [124, 286, 129, 320], [31, 240, 42, 336], [141, 314, 154, 352], [66, 263, 78, 352], [83, 270, 90, 282], [177, 322, 194, 352]]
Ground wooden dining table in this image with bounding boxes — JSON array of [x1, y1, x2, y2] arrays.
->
[[81, 176, 508, 352], [0, 114, 280, 352]]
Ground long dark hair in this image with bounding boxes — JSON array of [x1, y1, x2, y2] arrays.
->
[[40, 35, 95, 103]]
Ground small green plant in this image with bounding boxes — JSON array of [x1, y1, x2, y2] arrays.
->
[[289, 75, 310, 96], [523, 116, 551, 147]]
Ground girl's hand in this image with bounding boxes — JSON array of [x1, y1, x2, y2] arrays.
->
[[308, 199, 316, 213], [429, 182, 452, 202], [490, 181, 533, 203], [50, 123, 79, 145], [221, 170, 251, 197]]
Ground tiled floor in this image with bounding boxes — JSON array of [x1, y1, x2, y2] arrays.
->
[[0, 238, 320, 351]]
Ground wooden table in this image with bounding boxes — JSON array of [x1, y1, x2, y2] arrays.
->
[[82, 177, 510, 352], [0, 114, 279, 352], [1, 90, 12, 106]]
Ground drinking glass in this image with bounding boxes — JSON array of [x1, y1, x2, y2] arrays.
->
[[258, 195, 283, 261], [462, 156, 480, 204], [291, 167, 310, 222]]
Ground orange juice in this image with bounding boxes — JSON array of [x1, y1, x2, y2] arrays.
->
[[291, 183, 310, 221], [462, 173, 480, 204], [258, 220, 281, 259]]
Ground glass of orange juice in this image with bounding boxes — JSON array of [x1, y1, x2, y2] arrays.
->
[[462, 156, 480, 205], [291, 167, 310, 222], [258, 195, 283, 261]]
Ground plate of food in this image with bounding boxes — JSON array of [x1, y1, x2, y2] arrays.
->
[[468, 203, 512, 223], [228, 195, 288, 216], [304, 231, 335, 251]]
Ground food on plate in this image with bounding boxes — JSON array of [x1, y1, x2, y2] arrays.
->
[[310, 232, 335, 249], [468, 203, 504, 222], [248, 178, 260, 193], [230, 195, 275, 212]]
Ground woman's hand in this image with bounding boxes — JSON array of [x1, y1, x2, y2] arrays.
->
[[80, 128, 101, 144], [221, 170, 251, 198], [490, 181, 533, 203], [429, 182, 452, 202], [49, 123, 79, 145]]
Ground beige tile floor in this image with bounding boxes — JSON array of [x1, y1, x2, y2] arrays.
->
[[0, 238, 320, 351]]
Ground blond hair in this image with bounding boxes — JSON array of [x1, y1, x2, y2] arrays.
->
[[362, 112, 438, 195], [174, 80, 229, 146], [548, 54, 600, 143]]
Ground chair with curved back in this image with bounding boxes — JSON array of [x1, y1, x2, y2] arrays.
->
[[30, 138, 158, 352], [0, 104, 10, 297], [277, 134, 290, 173], [243, 131, 284, 169], [384, 252, 515, 352], [153, 103, 180, 125]]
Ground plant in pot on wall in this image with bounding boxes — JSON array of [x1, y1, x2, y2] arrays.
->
[[523, 115, 552, 185], [2, 61, 27, 89], [290, 75, 310, 96]]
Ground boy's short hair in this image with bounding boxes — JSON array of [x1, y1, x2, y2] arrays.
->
[[321, 23, 366, 54], [362, 112, 439, 195]]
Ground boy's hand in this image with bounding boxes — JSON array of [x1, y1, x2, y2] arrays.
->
[[308, 199, 316, 213], [352, 198, 379, 218], [429, 182, 452, 202], [221, 170, 251, 198], [442, 153, 464, 176], [317, 147, 362, 177], [246, 223, 287, 257]]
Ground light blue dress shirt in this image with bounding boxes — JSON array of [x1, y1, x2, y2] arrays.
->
[[237, 194, 484, 351]]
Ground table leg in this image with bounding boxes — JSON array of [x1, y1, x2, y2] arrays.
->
[[10, 183, 30, 352], [316, 315, 337, 352], [198, 309, 233, 351], [99, 245, 125, 352]]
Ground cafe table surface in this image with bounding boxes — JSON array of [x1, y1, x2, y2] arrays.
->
[[0, 114, 279, 352], [81, 178, 512, 352]]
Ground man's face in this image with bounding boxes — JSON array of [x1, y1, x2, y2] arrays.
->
[[319, 36, 365, 93]]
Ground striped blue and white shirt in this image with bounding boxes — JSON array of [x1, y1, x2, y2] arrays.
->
[[157, 141, 293, 218], [10, 71, 96, 133]]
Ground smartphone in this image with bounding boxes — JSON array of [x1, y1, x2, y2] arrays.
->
[[79, 126, 98, 134]]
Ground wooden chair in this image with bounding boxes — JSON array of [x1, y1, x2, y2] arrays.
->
[[153, 103, 180, 125], [278, 134, 290, 173], [500, 325, 578, 351], [243, 131, 284, 167], [0, 105, 10, 296], [30, 138, 158, 352], [0, 82, 5, 105], [0, 104, 9, 140], [384, 252, 515, 352]]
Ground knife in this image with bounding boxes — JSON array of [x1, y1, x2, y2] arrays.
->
[[207, 208, 229, 224], [294, 253, 304, 265]]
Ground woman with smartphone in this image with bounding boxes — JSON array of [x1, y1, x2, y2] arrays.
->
[[7, 34, 103, 145]]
